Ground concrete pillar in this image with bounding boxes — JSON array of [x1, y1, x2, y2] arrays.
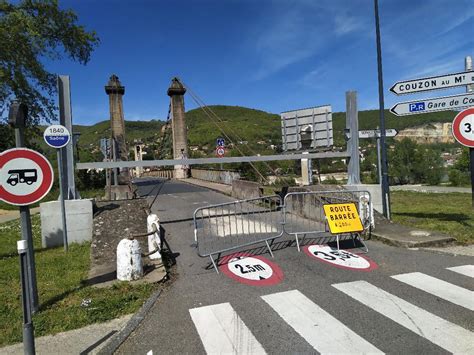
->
[[167, 78, 188, 179], [346, 91, 361, 185], [105, 75, 129, 183]]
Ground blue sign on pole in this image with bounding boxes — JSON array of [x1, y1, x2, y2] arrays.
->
[[43, 125, 71, 149], [216, 138, 225, 147]]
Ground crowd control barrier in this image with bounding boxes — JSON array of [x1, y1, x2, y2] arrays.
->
[[283, 190, 373, 252], [193, 195, 283, 272]]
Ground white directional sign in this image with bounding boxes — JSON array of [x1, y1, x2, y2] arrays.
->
[[390, 71, 474, 95], [390, 93, 474, 116], [358, 129, 398, 139]]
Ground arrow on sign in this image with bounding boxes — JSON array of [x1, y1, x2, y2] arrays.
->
[[390, 93, 474, 116], [390, 71, 474, 95], [358, 129, 398, 139]]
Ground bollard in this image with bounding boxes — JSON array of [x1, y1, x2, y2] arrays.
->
[[147, 214, 161, 260], [116, 239, 143, 281]]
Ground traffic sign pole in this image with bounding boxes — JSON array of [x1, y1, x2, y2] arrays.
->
[[18, 240, 36, 355], [44, 124, 71, 251], [8, 102, 39, 313], [374, 0, 390, 219], [57, 149, 69, 251]]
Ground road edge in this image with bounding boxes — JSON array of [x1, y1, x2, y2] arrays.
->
[[96, 289, 162, 355]]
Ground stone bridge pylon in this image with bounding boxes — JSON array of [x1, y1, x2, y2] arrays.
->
[[167, 77, 189, 179]]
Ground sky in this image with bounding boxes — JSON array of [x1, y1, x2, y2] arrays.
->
[[47, 0, 474, 125]]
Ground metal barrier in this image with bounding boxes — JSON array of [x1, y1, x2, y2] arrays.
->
[[283, 190, 373, 252], [193, 195, 283, 272]]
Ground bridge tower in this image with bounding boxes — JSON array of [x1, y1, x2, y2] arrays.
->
[[167, 77, 189, 179], [105, 74, 129, 183]]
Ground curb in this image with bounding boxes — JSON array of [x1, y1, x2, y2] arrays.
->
[[96, 289, 162, 355], [371, 232, 456, 248]]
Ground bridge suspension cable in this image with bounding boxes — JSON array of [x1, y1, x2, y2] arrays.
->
[[179, 79, 279, 183]]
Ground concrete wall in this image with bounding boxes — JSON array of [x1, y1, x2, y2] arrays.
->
[[40, 199, 93, 248], [141, 169, 175, 179], [232, 180, 262, 200], [191, 169, 241, 185], [343, 184, 382, 214]]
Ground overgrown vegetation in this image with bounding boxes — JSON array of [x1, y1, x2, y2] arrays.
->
[[0, 215, 157, 347], [391, 191, 474, 245]]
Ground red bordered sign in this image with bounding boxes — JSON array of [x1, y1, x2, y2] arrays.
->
[[452, 108, 474, 147], [303, 245, 378, 272], [0, 148, 54, 206], [220, 252, 284, 286], [216, 146, 225, 157]]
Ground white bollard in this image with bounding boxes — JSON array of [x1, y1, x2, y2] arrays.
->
[[147, 213, 161, 260], [116, 238, 143, 281]]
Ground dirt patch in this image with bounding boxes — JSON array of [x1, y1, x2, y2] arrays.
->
[[88, 198, 167, 286]]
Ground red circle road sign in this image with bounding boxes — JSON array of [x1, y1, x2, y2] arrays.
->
[[220, 253, 284, 286], [216, 146, 225, 157], [303, 245, 378, 272], [452, 108, 474, 147], [0, 148, 54, 206]]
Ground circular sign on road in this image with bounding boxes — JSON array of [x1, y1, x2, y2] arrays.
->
[[43, 124, 71, 149], [220, 253, 284, 286], [303, 245, 378, 271], [0, 148, 54, 206], [452, 108, 474, 147], [216, 146, 225, 157]]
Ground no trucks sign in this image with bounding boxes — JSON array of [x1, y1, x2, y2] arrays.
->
[[323, 203, 364, 234]]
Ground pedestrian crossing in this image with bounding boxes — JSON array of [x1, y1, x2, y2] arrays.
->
[[189, 265, 474, 354]]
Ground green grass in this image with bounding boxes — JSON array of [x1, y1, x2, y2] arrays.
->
[[390, 191, 474, 245], [0, 215, 157, 347]]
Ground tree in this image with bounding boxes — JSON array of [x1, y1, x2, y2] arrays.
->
[[0, 0, 99, 126]]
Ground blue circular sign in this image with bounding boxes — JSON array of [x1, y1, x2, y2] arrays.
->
[[43, 125, 70, 149]]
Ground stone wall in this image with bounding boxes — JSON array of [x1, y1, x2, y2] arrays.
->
[[232, 180, 262, 200], [191, 169, 241, 185]]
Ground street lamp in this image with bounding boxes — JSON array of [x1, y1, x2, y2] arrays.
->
[[374, 0, 391, 219]]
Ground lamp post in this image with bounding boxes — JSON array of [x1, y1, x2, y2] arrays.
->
[[374, 0, 391, 219]]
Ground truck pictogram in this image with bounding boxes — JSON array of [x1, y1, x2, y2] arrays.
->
[[7, 169, 38, 186]]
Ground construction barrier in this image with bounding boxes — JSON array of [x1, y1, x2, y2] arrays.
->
[[193, 195, 283, 272], [283, 190, 372, 252]]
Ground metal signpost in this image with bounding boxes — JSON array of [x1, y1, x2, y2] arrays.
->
[[216, 138, 225, 168], [451, 108, 474, 207], [3, 102, 55, 355], [44, 124, 71, 251], [390, 71, 474, 95], [390, 92, 474, 116]]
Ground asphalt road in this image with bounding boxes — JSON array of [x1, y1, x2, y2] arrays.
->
[[117, 178, 474, 355]]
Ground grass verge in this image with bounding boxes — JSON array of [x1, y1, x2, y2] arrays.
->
[[391, 191, 474, 244], [0, 215, 157, 347]]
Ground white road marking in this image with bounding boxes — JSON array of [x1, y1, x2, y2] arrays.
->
[[261, 290, 383, 354], [447, 265, 474, 278], [189, 302, 266, 354], [146, 351, 153, 355], [391, 272, 474, 310], [333, 281, 474, 354]]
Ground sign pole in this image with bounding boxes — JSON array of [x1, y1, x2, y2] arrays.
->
[[18, 240, 36, 355], [376, 136, 382, 185], [57, 149, 69, 251], [374, 0, 390, 219], [9, 102, 39, 313], [470, 148, 474, 208], [44, 124, 71, 251]]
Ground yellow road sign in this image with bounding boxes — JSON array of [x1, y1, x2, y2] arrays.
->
[[323, 203, 364, 234]]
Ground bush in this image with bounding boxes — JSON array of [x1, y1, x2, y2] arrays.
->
[[449, 169, 470, 186]]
